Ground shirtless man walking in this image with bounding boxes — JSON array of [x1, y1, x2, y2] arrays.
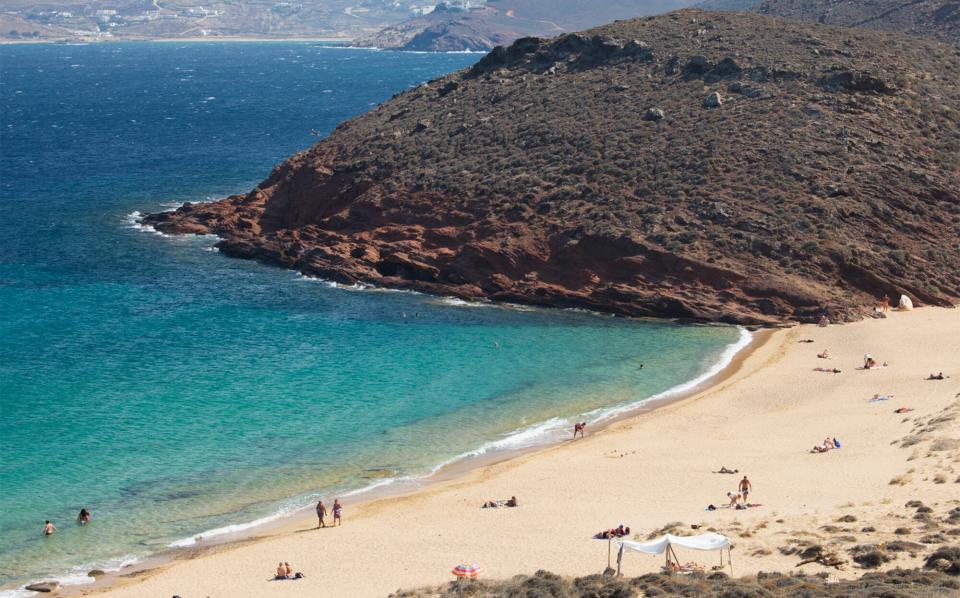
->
[[315, 500, 327, 528], [739, 476, 753, 503]]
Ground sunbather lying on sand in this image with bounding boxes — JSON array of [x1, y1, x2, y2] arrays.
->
[[817, 350, 829, 359], [895, 407, 914, 413], [482, 496, 519, 508], [714, 466, 738, 474], [594, 525, 631, 539], [814, 367, 842, 374], [869, 394, 893, 402], [811, 437, 839, 453], [927, 372, 946, 380]]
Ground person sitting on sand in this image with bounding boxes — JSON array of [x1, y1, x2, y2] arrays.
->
[[817, 350, 829, 359], [715, 466, 738, 474], [726, 492, 740, 507], [927, 372, 945, 380], [284, 562, 294, 578], [818, 315, 829, 327], [506, 496, 518, 507], [275, 562, 288, 580]]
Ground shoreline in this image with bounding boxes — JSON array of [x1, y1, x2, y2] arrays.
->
[[70, 306, 958, 597], [12, 323, 766, 597]]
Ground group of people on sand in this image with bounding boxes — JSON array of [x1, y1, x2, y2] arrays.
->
[[314, 499, 342, 528], [811, 437, 841, 453], [274, 561, 304, 580], [42, 508, 91, 536], [594, 524, 631, 539], [707, 475, 754, 510]]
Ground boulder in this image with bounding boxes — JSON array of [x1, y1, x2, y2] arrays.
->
[[704, 91, 723, 108], [25, 582, 59, 593], [643, 107, 665, 121]]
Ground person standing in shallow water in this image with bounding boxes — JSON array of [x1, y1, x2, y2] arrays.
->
[[43, 520, 57, 536], [315, 500, 327, 528], [77, 508, 91, 525], [332, 499, 342, 526]]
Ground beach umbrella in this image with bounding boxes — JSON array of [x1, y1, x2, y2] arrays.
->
[[452, 563, 482, 579], [452, 563, 482, 596]]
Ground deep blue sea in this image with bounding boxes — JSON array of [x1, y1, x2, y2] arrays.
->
[[0, 42, 746, 593]]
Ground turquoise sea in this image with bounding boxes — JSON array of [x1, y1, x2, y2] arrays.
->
[[0, 42, 746, 593]]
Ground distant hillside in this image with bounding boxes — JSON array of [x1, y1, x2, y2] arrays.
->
[[146, 9, 960, 325], [696, 0, 762, 10], [0, 0, 413, 42], [354, 0, 699, 51], [755, 0, 960, 44]]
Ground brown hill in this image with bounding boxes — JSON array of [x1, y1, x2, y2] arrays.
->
[[145, 9, 960, 325], [755, 0, 960, 45], [354, 0, 698, 52]]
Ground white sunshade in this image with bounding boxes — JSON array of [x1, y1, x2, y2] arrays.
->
[[618, 532, 731, 555]]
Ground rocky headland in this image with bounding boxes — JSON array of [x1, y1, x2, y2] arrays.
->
[[352, 0, 696, 52], [145, 9, 960, 325]]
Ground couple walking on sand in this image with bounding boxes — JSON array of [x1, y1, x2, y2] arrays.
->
[[315, 499, 342, 528]]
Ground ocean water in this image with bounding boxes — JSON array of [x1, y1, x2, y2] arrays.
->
[[0, 42, 745, 592]]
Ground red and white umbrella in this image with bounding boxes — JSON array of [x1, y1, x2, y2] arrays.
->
[[452, 563, 482, 579]]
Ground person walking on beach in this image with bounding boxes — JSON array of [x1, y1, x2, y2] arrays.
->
[[43, 520, 57, 536], [881, 294, 890, 313], [739, 476, 752, 502], [315, 500, 327, 528], [332, 499, 342, 526]]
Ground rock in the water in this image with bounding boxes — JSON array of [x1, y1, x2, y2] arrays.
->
[[25, 582, 59, 593], [88, 569, 107, 577], [704, 91, 724, 107], [643, 107, 665, 121]]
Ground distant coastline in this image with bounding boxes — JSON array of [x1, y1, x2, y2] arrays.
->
[[0, 35, 353, 45]]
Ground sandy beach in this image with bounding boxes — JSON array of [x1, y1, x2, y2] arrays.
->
[[75, 307, 958, 597]]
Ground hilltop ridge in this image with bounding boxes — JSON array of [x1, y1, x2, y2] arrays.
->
[[146, 9, 960, 325]]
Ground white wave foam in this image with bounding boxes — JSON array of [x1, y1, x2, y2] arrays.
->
[[433, 296, 492, 308], [167, 509, 294, 548], [123, 211, 170, 237], [0, 554, 140, 598]]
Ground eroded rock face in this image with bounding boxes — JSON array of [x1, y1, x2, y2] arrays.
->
[[145, 10, 960, 325]]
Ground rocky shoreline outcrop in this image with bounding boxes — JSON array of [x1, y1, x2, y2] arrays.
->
[[146, 10, 960, 325]]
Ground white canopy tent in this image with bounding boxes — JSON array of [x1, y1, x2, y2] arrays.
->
[[616, 533, 732, 575]]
